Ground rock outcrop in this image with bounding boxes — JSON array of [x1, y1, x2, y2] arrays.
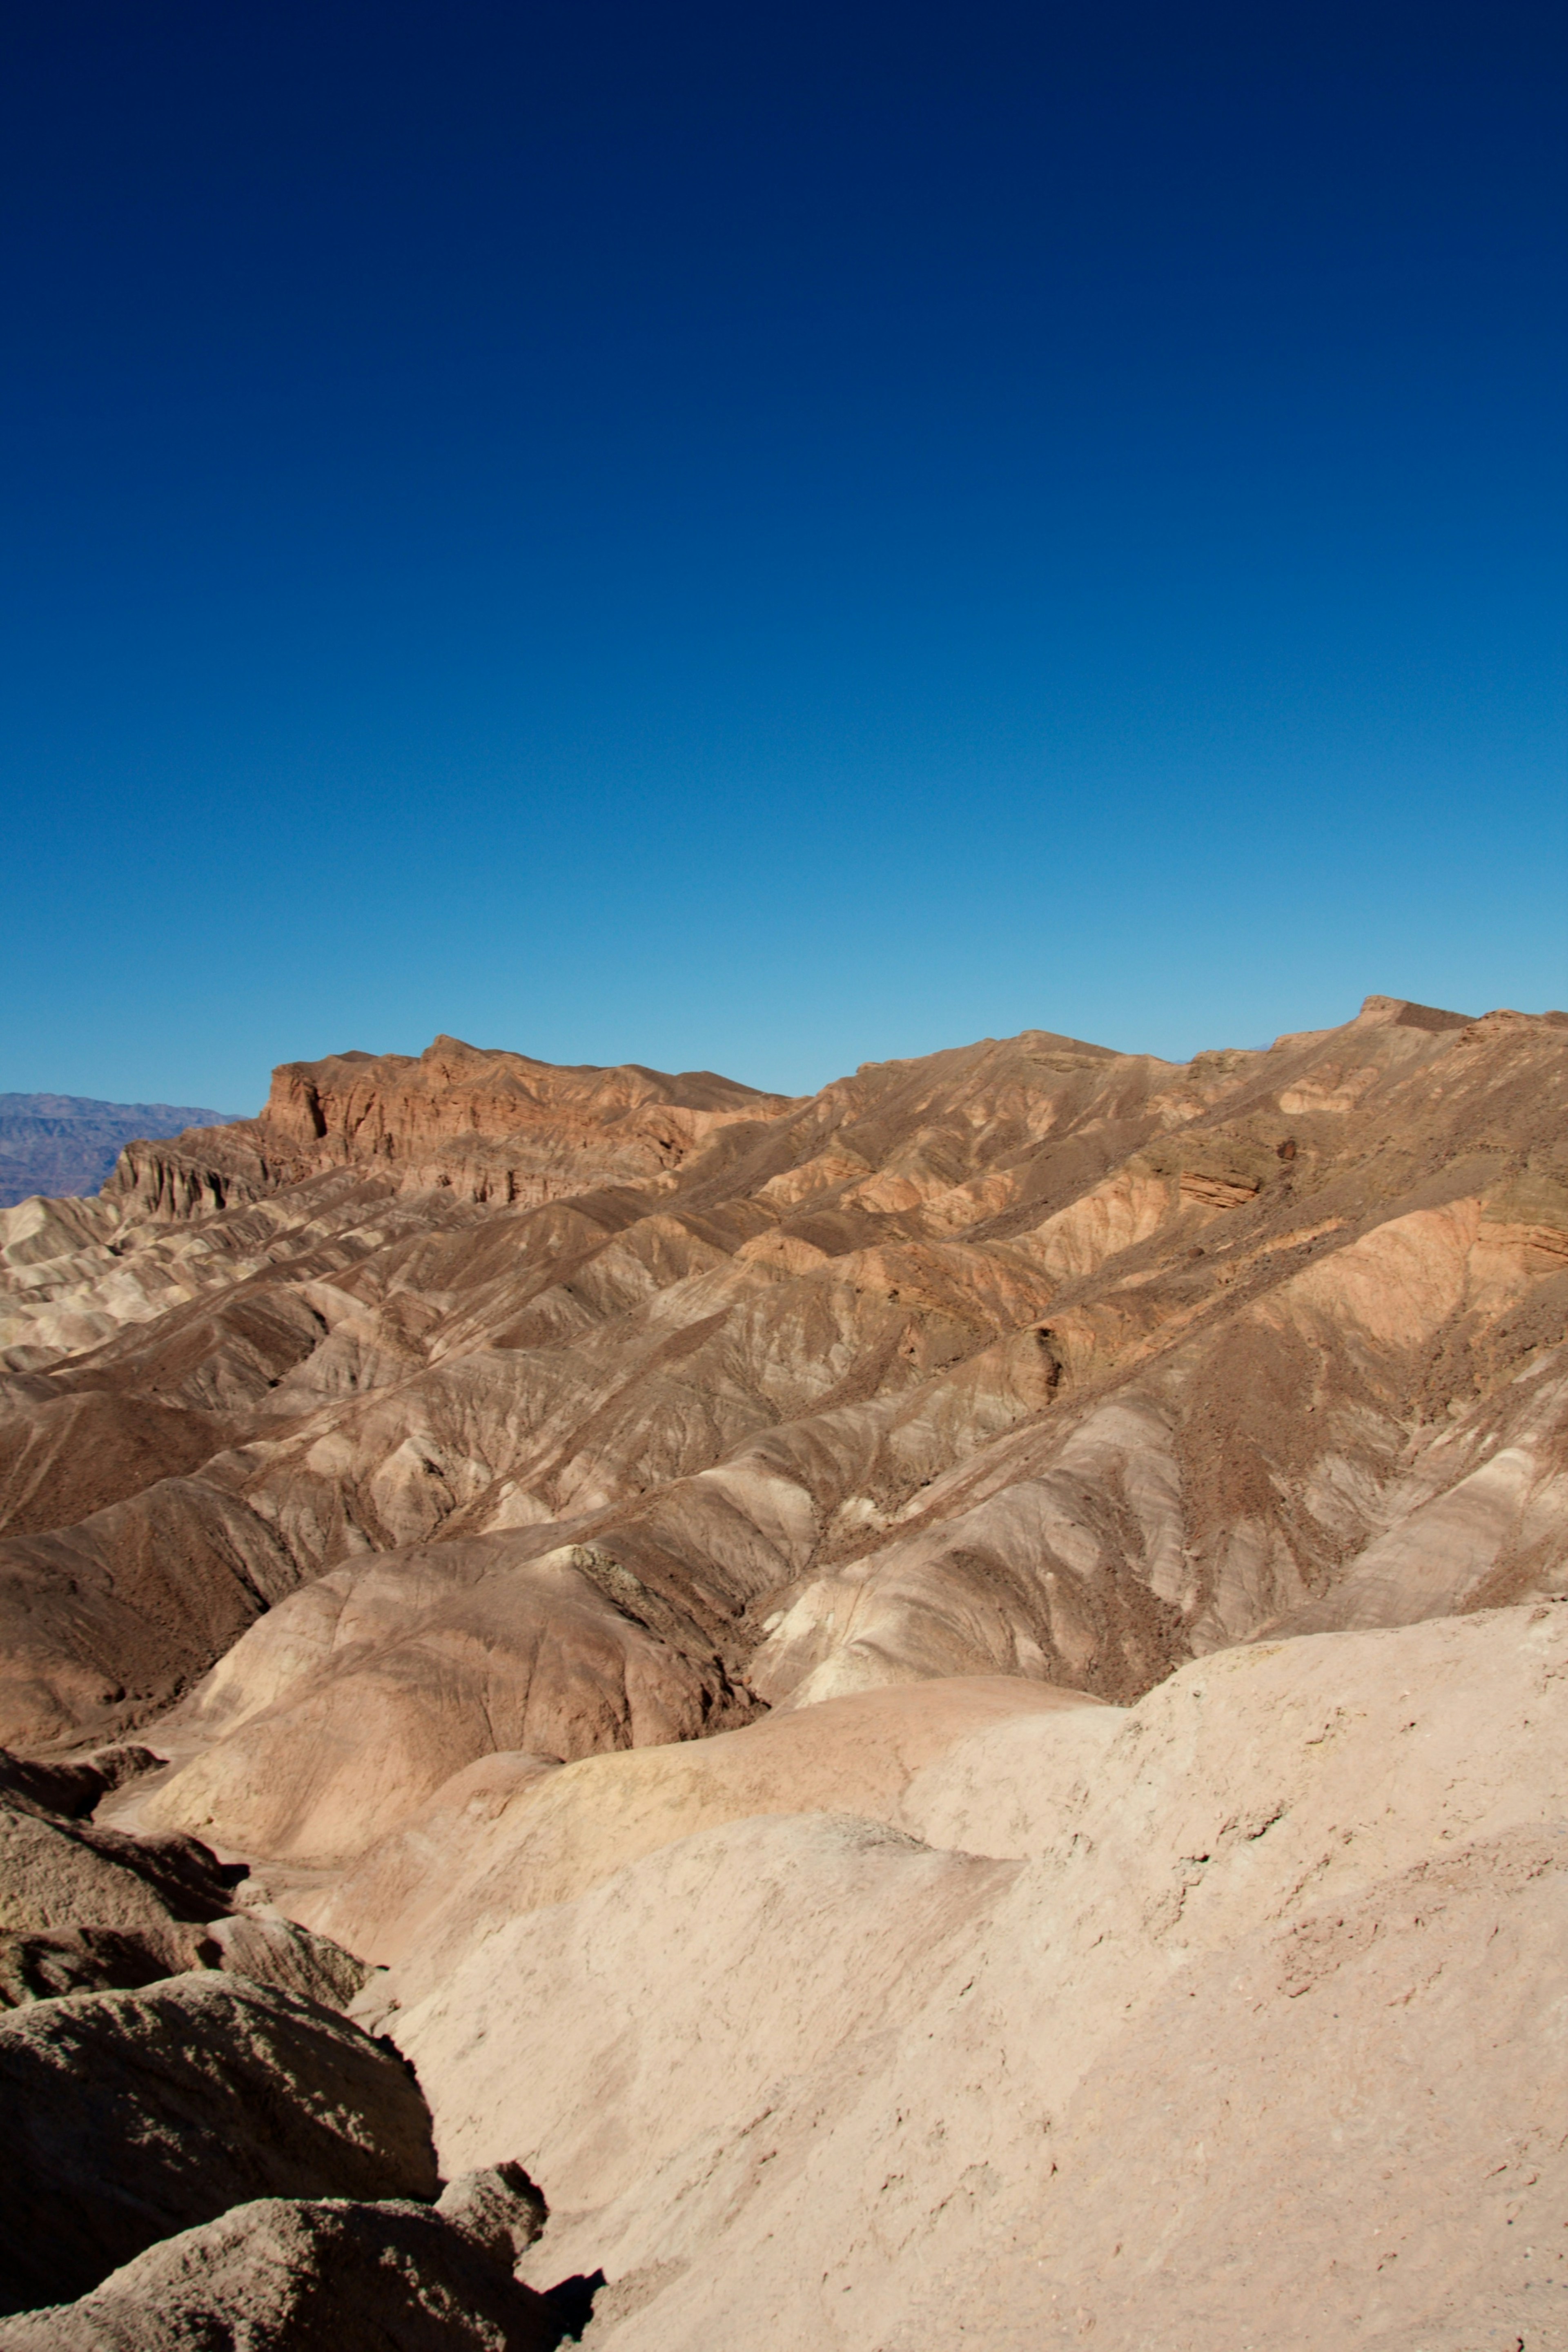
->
[[0, 1972, 439, 2311], [0, 2191, 559, 2352], [104, 1037, 793, 1218], [0, 1744, 364, 2011]]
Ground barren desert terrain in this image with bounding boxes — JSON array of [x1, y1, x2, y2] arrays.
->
[[0, 993, 1565, 2348]]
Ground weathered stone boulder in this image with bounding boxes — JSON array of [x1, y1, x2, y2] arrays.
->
[[0, 1973, 439, 2312], [0, 2193, 558, 2351]]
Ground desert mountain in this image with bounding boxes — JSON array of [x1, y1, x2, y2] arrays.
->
[[0, 1001, 1565, 2343], [0, 1002, 1564, 1786], [0, 1096, 243, 1213]]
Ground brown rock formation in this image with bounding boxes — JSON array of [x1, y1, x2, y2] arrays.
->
[[0, 1972, 439, 2311], [0, 2190, 559, 2352], [104, 1036, 794, 1216], [0, 1745, 363, 2010], [0, 997, 1561, 1791]]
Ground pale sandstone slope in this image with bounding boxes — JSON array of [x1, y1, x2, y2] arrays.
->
[[278, 1675, 1110, 1960], [382, 1602, 1568, 2352]]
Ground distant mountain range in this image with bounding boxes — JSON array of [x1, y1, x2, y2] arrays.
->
[[0, 1094, 243, 1209]]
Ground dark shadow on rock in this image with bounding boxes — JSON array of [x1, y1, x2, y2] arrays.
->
[[540, 2270, 606, 2343]]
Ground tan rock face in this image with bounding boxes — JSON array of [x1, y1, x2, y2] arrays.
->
[[137, 1539, 759, 1866], [286, 1676, 1104, 1969], [383, 1603, 1568, 2352]]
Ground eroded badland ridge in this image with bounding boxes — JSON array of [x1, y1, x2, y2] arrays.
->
[[0, 998, 1565, 2348]]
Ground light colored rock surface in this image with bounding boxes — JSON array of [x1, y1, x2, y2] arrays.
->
[[0, 2193, 557, 2350], [0, 1971, 439, 2312], [894, 1699, 1126, 1855], [287, 1676, 1098, 1966], [884, 1837, 1568, 2349], [382, 1603, 1568, 2352], [137, 1539, 757, 1866]]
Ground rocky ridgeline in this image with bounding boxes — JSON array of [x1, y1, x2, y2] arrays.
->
[[104, 1036, 795, 1216]]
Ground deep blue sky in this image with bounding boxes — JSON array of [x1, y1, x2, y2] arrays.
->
[[3, 0, 1564, 1108]]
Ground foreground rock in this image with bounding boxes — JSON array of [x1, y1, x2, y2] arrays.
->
[[0, 2189, 557, 2352], [0, 1973, 438, 2312], [0, 1751, 364, 2011], [379, 1604, 1568, 2351], [0, 1793, 238, 1938]]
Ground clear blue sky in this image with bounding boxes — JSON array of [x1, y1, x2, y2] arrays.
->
[[3, 1, 1564, 1109]]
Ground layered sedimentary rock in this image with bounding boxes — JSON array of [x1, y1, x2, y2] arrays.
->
[[104, 1036, 793, 1217], [0, 996, 1561, 1799]]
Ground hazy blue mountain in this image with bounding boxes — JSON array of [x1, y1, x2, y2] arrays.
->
[[0, 1096, 245, 1209]]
